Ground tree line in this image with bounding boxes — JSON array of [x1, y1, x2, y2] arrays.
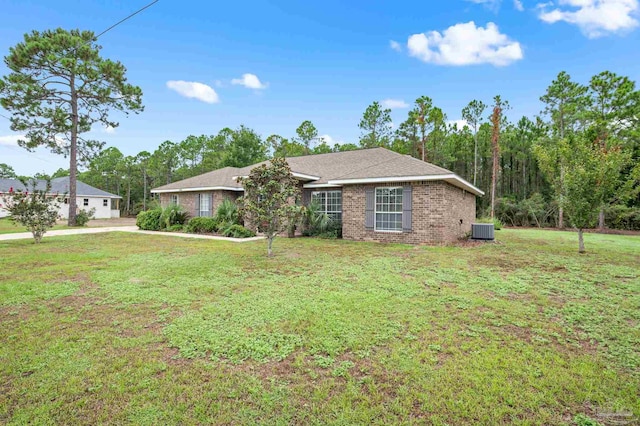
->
[[2, 70, 639, 231]]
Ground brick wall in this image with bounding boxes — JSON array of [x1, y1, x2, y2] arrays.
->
[[159, 190, 240, 218], [342, 181, 476, 244]]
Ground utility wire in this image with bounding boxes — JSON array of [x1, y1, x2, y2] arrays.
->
[[0, 0, 160, 122], [94, 0, 159, 41]]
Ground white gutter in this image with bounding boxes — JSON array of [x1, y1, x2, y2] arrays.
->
[[232, 172, 321, 181], [302, 183, 342, 189], [151, 186, 244, 194], [327, 174, 485, 196]]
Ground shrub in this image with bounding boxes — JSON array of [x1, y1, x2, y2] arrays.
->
[[477, 217, 503, 230], [160, 204, 189, 229], [75, 208, 95, 227], [0, 179, 60, 243], [221, 224, 256, 238], [215, 198, 240, 229], [605, 205, 640, 231], [185, 217, 219, 234], [303, 201, 337, 237], [136, 208, 162, 231], [166, 224, 185, 232]]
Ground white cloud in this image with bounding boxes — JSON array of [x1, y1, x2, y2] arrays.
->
[[103, 125, 115, 134], [231, 73, 268, 90], [448, 119, 470, 129], [537, 0, 639, 37], [380, 99, 409, 109], [166, 80, 220, 103], [389, 40, 402, 52], [319, 134, 345, 145], [406, 21, 523, 66], [514, 0, 525, 10], [0, 135, 22, 146], [466, 0, 502, 10]]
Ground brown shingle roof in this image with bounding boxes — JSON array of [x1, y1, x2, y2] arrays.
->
[[152, 166, 243, 191], [151, 148, 483, 195]]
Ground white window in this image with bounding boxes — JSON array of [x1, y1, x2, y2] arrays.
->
[[170, 194, 179, 205], [83, 198, 89, 206], [199, 193, 212, 217], [311, 190, 342, 221], [375, 187, 403, 232], [103, 199, 108, 207]]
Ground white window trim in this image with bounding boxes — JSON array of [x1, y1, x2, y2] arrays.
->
[[170, 194, 179, 205], [83, 198, 89, 206], [311, 190, 342, 220], [103, 199, 108, 207], [199, 193, 212, 217], [374, 186, 403, 233]]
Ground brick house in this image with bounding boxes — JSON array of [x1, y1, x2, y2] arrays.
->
[[150, 148, 483, 244]]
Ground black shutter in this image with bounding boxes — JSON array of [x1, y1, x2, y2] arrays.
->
[[302, 190, 311, 207], [402, 185, 412, 232], [365, 188, 375, 230], [195, 193, 201, 217], [210, 192, 214, 217]]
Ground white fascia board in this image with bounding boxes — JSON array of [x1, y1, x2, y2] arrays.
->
[[151, 186, 244, 194], [291, 172, 321, 181], [233, 172, 321, 182], [327, 174, 484, 196], [302, 183, 342, 189]]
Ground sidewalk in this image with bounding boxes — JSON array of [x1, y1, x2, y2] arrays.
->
[[0, 226, 264, 243]]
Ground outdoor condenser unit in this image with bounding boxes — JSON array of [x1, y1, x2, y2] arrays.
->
[[471, 223, 495, 241]]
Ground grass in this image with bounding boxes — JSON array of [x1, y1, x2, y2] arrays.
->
[[0, 229, 638, 425], [0, 217, 69, 234]]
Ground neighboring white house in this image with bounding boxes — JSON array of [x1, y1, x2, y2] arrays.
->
[[0, 177, 121, 219]]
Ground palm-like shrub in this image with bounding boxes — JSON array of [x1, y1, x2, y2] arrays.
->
[[160, 204, 189, 229], [304, 201, 332, 235], [215, 198, 240, 229]]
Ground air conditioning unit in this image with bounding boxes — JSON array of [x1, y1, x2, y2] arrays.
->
[[472, 223, 495, 240]]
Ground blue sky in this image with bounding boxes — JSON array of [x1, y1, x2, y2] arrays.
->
[[1, 0, 639, 175]]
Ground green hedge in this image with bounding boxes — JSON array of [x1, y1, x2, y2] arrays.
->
[[221, 224, 256, 238], [185, 217, 219, 234], [136, 208, 163, 231]]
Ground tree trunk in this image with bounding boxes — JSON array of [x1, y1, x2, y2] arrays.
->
[[578, 228, 585, 253], [473, 127, 478, 186], [558, 165, 565, 229], [598, 208, 605, 231], [267, 236, 274, 257], [143, 169, 147, 210], [68, 75, 78, 226]]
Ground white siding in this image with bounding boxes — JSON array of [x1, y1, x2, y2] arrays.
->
[[1, 196, 117, 219]]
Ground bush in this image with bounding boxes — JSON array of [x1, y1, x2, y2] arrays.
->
[[75, 208, 95, 227], [605, 205, 640, 230], [303, 201, 342, 238], [136, 208, 162, 231], [166, 224, 185, 232], [221, 224, 256, 238], [185, 217, 219, 234], [160, 204, 189, 229], [477, 217, 503, 230], [215, 198, 241, 229]]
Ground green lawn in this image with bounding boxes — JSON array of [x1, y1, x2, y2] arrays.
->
[[0, 230, 638, 425], [0, 217, 69, 234]]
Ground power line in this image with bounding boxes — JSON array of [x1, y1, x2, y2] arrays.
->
[[0, 0, 160, 121], [94, 0, 160, 41]]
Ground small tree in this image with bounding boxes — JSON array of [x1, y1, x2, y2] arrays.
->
[[559, 136, 627, 253], [239, 157, 300, 257], [0, 179, 60, 243]]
